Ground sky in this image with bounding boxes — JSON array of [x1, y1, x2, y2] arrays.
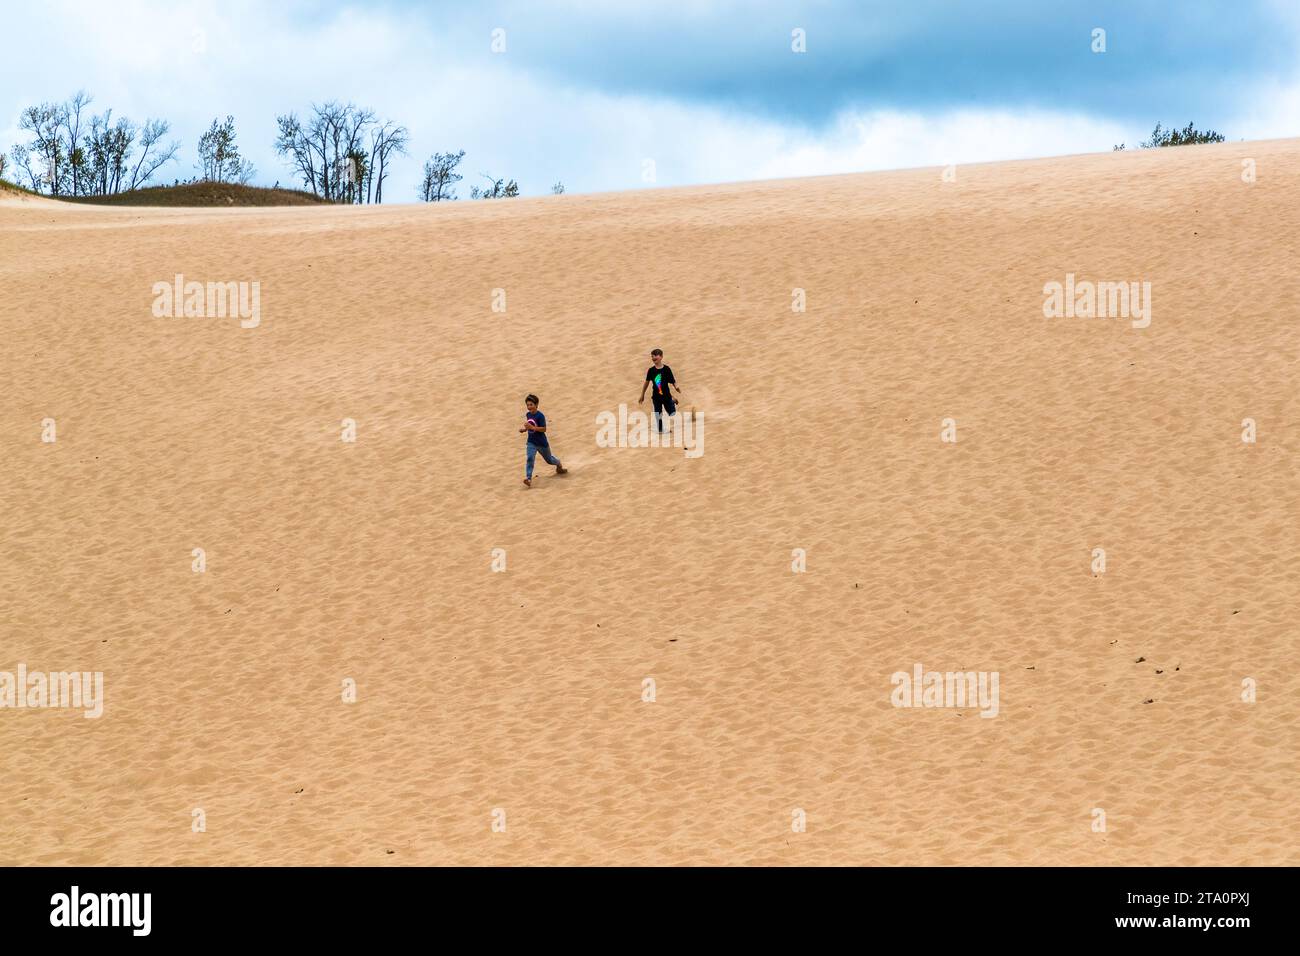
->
[[4, 0, 1299, 201]]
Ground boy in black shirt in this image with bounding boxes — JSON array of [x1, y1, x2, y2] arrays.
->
[[638, 349, 683, 434], [520, 393, 567, 487]]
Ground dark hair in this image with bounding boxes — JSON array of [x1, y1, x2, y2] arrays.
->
[[650, 348, 663, 357], [525, 394, 539, 405]]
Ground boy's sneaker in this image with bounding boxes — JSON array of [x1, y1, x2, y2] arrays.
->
[[555, 465, 568, 475], [522, 477, 532, 487]]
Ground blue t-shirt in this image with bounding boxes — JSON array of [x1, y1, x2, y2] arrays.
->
[[525, 410, 549, 447]]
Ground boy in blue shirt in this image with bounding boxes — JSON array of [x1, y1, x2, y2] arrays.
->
[[520, 393, 567, 487]]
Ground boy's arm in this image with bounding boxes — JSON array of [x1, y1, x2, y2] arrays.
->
[[639, 378, 649, 403]]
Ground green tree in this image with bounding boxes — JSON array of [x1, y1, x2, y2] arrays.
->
[[470, 173, 519, 199], [197, 115, 255, 184], [418, 150, 465, 201], [1140, 122, 1225, 148]]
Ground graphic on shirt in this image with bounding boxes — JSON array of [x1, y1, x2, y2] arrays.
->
[[526, 412, 548, 445], [646, 364, 674, 403]]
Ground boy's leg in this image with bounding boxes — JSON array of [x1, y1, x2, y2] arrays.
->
[[652, 394, 676, 433], [525, 443, 538, 478], [541, 446, 566, 473]]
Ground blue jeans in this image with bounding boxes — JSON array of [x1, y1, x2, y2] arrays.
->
[[526, 442, 561, 478]]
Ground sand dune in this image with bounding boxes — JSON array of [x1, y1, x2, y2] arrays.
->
[[1, 139, 1296, 865]]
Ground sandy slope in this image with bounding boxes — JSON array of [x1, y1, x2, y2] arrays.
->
[[1, 140, 1296, 866]]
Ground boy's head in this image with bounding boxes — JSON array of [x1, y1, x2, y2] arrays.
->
[[525, 394, 539, 411], [650, 349, 663, 365]]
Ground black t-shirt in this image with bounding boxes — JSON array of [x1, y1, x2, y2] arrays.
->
[[645, 364, 676, 399]]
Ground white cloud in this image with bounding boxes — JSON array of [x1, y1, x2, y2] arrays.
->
[[1, 0, 1294, 200], [747, 109, 1132, 180]]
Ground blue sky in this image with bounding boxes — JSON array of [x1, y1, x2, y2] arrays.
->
[[4, 1, 1298, 200]]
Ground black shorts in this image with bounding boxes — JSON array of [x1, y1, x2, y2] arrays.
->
[[651, 392, 676, 416]]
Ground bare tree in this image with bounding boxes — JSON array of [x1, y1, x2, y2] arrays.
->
[[9, 94, 178, 196], [341, 147, 367, 204], [12, 145, 41, 189], [275, 113, 318, 195], [84, 110, 126, 195], [17, 102, 67, 194], [418, 149, 465, 201], [336, 104, 374, 201], [277, 102, 395, 202], [60, 91, 92, 195], [366, 121, 408, 204], [126, 119, 180, 191]]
